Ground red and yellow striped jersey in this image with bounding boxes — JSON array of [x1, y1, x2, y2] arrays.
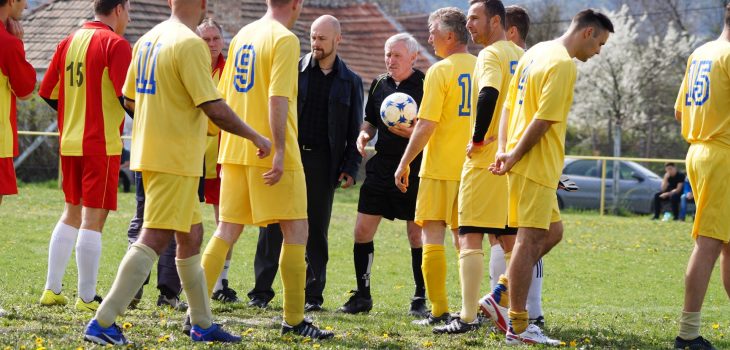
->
[[39, 21, 132, 156], [0, 24, 36, 158]]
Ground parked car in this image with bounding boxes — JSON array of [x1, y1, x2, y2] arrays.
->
[[558, 158, 662, 214]]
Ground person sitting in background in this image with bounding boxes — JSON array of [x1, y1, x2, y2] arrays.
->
[[652, 162, 685, 221], [679, 177, 694, 221]]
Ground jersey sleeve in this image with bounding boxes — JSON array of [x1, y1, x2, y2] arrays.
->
[[364, 77, 381, 126], [107, 38, 132, 97], [178, 38, 221, 107], [39, 40, 64, 100], [417, 65, 446, 122], [6, 37, 37, 98], [479, 48, 504, 92], [534, 60, 576, 123], [269, 34, 299, 100], [122, 41, 139, 101]]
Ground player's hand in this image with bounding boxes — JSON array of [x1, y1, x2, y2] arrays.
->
[[7, 18, 24, 41], [394, 163, 410, 193], [263, 151, 284, 185], [339, 172, 354, 189], [356, 131, 370, 157], [659, 192, 670, 199], [465, 136, 495, 158], [489, 151, 519, 176], [254, 135, 271, 159], [388, 123, 414, 139]]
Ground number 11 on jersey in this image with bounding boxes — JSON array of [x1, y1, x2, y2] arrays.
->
[[458, 73, 472, 117]]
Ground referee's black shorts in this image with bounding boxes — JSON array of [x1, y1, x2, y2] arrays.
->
[[358, 153, 421, 221]]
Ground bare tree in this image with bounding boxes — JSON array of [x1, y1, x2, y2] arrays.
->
[[526, 0, 566, 46]]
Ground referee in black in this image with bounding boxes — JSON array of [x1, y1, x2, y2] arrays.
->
[[337, 33, 427, 317]]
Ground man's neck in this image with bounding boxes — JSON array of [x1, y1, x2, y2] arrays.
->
[[558, 33, 578, 59], [94, 15, 117, 31], [169, 15, 196, 31], [264, 9, 292, 29], [0, 10, 10, 27], [392, 69, 414, 84], [316, 54, 336, 72], [721, 27, 730, 42], [441, 43, 468, 58], [482, 30, 506, 47]]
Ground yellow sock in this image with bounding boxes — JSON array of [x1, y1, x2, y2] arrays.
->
[[679, 311, 701, 340], [423, 244, 448, 317], [459, 249, 483, 323], [504, 250, 512, 268], [96, 243, 157, 328], [497, 274, 509, 308], [201, 236, 230, 296], [280, 243, 306, 326], [509, 309, 529, 334], [177, 254, 213, 329]]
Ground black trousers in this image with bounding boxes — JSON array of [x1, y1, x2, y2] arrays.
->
[[247, 147, 335, 305], [653, 191, 682, 220], [127, 172, 181, 297]]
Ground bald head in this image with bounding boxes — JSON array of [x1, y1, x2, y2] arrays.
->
[[170, 0, 206, 29], [310, 15, 342, 64], [311, 15, 341, 36]]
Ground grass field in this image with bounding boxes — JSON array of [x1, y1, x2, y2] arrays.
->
[[0, 182, 729, 349]]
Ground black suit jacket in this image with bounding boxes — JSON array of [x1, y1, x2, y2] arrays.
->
[[298, 53, 363, 187]]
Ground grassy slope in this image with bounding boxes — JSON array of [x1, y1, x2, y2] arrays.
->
[[0, 183, 728, 349]]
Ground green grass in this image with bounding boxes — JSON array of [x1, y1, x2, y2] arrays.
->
[[0, 183, 728, 349]]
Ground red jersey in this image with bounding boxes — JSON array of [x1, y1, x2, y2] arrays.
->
[[39, 21, 132, 156], [0, 24, 36, 158]]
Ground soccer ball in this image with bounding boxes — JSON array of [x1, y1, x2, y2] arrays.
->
[[380, 92, 417, 127]]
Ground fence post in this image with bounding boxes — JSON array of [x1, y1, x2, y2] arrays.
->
[[599, 159, 607, 216]]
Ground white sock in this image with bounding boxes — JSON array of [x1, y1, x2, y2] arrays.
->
[[489, 244, 506, 290], [76, 229, 102, 302], [527, 258, 544, 319], [214, 259, 231, 292], [44, 222, 79, 293]]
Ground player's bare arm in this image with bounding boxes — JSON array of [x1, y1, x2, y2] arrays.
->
[[490, 118, 554, 175], [199, 99, 271, 159], [357, 121, 377, 157], [263, 95, 288, 186], [394, 119, 437, 193]]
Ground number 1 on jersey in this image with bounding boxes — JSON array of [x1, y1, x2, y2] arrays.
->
[[458, 73, 472, 117], [136, 42, 162, 95]]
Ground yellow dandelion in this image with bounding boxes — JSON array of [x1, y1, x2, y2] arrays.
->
[[325, 326, 333, 331], [584, 338, 591, 343], [36, 347, 46, 350], [35, 338, 43, 345], [20, 346, 26, 350], [157, 334, 171, 343], [243, 328, 254, 336], [560, 341, 566, 346], [123, 322, 133, 330], [713, 323, 720, 330], [76, 347, 84, 350], [569, 340, 577, 347], [422, 340, 433, 347], [302, 337, 311, 343], [313, 344, 321, 349], [382, 333, 389, 339]]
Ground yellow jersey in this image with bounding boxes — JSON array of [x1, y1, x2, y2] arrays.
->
[[217, 18, 302, 170], [505, 41, 577, 188], [123, 20, 221, 177], [204, 54, 226, 179], [418, 52, 477, 181], [675, 40, 730, 148], [466, 40, 523, 168]]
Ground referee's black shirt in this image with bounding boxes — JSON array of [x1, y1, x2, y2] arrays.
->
[[364, 69, 425, 157]]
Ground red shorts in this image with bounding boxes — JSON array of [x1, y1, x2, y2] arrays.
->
[[0, 157, 18, 196], [61, 155, 120, 210], [204, 164, 221, 205]]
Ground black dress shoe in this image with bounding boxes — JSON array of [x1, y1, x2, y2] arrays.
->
[[304, 302, 322, 312], [409, 296, 428, 317]]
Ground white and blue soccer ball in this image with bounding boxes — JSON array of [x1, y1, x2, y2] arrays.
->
[[380, 92, 417, 127]]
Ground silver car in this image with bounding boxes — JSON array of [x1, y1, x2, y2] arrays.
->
[[558, 158, 662, 214]]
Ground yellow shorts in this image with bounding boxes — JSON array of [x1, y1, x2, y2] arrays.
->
[[687, 143, 730, 243], [507, 172, 560, 230], [219, 164, 307, 227], [141, 171, 201, 233], [458, 166, 509, 229], [415, 177, 459, 229]]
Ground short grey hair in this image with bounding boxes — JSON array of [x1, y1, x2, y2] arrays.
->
[[197, 18, 223, 35], [384, 33, 420, 55], [428, 7, 469, 45]]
